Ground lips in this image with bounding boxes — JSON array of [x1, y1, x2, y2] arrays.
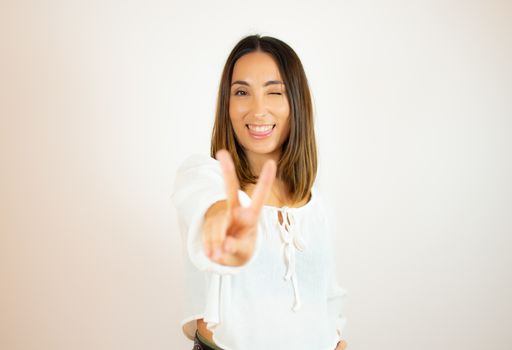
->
[[246, 124, 276, 139]]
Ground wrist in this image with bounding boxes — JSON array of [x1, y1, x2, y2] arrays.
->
[[204, 200, 228, 222]]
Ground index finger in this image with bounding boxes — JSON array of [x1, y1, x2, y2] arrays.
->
[[216, 149, 241, 211], [249, 159, 277, 214]]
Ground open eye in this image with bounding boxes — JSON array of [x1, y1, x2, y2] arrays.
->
[[234, 90, 247, 96]]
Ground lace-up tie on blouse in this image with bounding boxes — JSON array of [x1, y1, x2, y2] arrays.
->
[[277, 206, 306, 312]]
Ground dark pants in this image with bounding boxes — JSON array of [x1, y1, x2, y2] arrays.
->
[[193, 331, 341, 350], [193, 330, 222, 350]]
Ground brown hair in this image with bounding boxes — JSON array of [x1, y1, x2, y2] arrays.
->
[[210, 34, 317, 204]]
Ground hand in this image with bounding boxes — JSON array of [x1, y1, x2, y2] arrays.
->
[[202, 149, 276, 266], [335, 340, 348, 350]]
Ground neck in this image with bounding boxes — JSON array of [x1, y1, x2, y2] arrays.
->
[[245, 149, 281, 176], [245, 149, 292, 206]]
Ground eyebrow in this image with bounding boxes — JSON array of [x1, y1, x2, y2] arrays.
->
[[231, 80, 284, 87]]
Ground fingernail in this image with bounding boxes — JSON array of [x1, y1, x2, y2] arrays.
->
[[213, 248, 221, 260]]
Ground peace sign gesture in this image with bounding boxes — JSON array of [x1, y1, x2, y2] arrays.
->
[[202, 149, 277, 266]]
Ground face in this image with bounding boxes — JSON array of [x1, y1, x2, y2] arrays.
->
[[229, 51, 291, 161]]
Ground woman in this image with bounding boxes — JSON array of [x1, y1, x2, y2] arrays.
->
[[172, 34, 348, 350]]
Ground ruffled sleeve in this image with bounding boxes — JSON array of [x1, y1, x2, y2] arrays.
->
[[171, 154, 262, 275]]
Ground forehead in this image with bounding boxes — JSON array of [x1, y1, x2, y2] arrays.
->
[[231, 51, 283, 82]]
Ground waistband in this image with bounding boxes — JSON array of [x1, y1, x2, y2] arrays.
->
[[194, 330, 224, 350]]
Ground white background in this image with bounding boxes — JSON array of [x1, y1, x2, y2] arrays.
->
[[1, 0, 511, 349]]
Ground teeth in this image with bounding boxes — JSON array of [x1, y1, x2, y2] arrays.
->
[[248, 124, 274, 132]]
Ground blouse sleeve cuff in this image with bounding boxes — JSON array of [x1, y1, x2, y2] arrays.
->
[[328, 286, 349, 339], [186, 189, 262, 275], [336, 316, 347, 339]]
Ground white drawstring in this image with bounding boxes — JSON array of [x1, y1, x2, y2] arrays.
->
[[277, 207, 306, 312]]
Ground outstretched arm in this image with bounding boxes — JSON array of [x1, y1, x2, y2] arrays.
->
[[202, 149, 276, 266]]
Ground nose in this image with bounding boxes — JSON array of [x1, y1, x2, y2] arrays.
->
[[252, 93, 268, 118]]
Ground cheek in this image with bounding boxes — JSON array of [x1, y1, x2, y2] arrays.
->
[[229, 100, 249, 120], [277, 109, 291, 139], [274, 101, 290, 116], [271, 98, 291, 126], [277, 104, 291, 129], [229, 105, 246, 135], [281, 119, 291, 140]]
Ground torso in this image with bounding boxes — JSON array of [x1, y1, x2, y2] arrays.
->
[[197, 181, 311, 344]]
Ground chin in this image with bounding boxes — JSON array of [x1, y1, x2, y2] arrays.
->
[[242, 143, 281, 156]]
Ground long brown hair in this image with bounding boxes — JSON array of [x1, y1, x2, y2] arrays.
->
[[210, 34, 317, 204]]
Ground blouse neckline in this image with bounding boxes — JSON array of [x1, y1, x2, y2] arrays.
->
[[261, 185, 316, 212]]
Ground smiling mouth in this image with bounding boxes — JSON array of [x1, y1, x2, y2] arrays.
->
[[246, 124, 276, 139], [246, 124, 276, 132]]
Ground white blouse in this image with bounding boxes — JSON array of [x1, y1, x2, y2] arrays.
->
[[171, 154, 348, 350]]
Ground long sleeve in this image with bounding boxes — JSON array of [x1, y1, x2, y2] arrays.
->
[[327, 269, 349, 340], [320, 192, 349, 340], [171, 154, 262, 275]]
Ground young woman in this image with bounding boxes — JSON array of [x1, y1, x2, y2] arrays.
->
[[172, 34, 348, 350]]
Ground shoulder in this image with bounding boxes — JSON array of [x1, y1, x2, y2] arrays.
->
[[309, 181, 335, 224], [178, 153, 217, 169], [310, 181, 325, 209], [173, 154, 225, 192], [176, 153, 221, 175]]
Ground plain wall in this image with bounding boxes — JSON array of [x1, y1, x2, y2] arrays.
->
[[1, 0, 511, 349]]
